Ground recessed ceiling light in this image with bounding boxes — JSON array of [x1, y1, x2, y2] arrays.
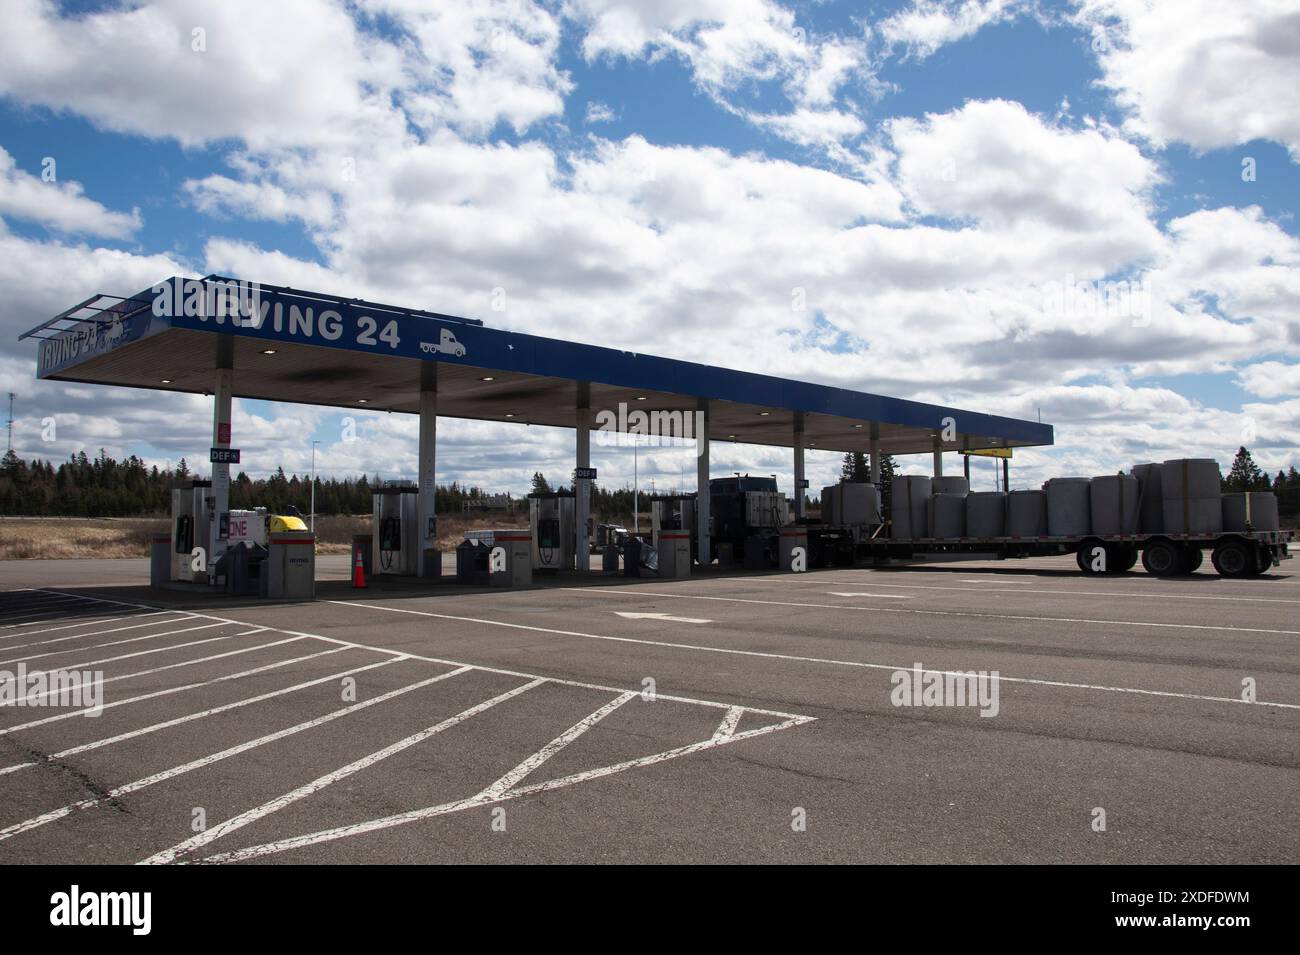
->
[[853, 424, 864, 429], [757, 411, 771, 416], [260, 348, 277, 355], [480, 376, 495, 381], [727, 434, 737, 439], [160, 378, 172, 384], [504, 412, 515, 418], [635, 396, 648, 400], [357, 398, 369, 404]]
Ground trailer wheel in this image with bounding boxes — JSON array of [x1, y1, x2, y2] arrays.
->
[[1110, 544, 1138, 574], [1141, 540, 1180, 577], [1076, 542, 1107, 574], [1211, 541, 1252, 578], [1181, 548, 1204, 575]]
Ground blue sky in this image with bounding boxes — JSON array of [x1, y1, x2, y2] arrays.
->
[[1, 0, 1297, 495]]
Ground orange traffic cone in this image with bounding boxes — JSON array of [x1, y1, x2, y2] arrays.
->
[[352, 548, 367, 589]]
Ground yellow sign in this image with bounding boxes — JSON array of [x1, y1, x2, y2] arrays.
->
[[961, 447, 1012, 459]]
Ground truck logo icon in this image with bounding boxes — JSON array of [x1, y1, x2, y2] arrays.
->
[[420, 328, 466, 357]]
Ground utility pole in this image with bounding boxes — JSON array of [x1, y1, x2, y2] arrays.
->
[[6, 393, 13, 453], [310, 440, 319, 532]]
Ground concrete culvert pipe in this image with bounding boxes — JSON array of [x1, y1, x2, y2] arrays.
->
[[929, 493, 968, 539], [1045, 478, 1091, 536], [1222, 492, 1280, 533], [890, 475, 931, 538], [1090, 474, 1140, 535], [1161, 459, 1223, 535], [1007, 490, 1048, 537], [966, 491, 1007, 538]]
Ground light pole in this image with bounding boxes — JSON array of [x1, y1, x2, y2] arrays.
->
[[310, 440, 319, 532]]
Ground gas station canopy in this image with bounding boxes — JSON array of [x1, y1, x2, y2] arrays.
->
[[22, 275, 1053, 455]]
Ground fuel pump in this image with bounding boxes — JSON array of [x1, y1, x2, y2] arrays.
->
[[372, 483, 420, 576]]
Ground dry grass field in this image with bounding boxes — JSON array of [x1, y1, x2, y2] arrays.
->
[[0, 513, 529, 560]]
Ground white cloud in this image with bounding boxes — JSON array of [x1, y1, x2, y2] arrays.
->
[[184, 175, 335, 228], [0, 0, 405, 150], [368, 0, 572, 136], [746, 107, 866, 147], [887, 99, 1161, 252], [585, 101, 617, 124], [1236, 361, 1300, 399], [2, 3, 1298, 492], [881, 0, 1028, 58], [1077, 0, 1300, 157], [0, 147, 140, 238]]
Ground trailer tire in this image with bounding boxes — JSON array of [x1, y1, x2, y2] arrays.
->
[[1211, 540, 1252, 578], [1181, 548, 1203, 575], [1141, 540, 1180, 577], [1076, 541, 1108, 574], [1111, 544, 1138, 574], [1250, 552, 1271, 576]]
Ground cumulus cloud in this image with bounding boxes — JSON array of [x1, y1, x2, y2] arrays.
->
[[1236, 361, 1300, 399], [0, 147, 140, 238], [2, 0, 1298, 493], [881, 0, 1030, 59], [0, 0, 405, 150], [1077, 0, 1300, 158]]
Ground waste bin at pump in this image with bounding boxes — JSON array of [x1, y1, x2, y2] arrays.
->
[[487, 532, 532, 589], [657, 532, 692, 578], [779, 527, 808, 572], [265, 531, 315, 600]]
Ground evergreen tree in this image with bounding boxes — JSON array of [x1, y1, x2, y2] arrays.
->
[[529, 471, 552, 495], [839, 451, 869, 482], [1225, 446, 1266, 491]]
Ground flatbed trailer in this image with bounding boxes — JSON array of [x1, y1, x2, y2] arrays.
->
[[863, 529, 1293, 578]]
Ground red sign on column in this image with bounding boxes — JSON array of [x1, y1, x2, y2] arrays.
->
[[217, 423, 231, 444]]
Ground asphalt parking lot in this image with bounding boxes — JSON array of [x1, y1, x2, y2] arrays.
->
[[0, 554, 1296, 864]]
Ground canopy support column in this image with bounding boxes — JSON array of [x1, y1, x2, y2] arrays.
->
[[418, 365, 438, 577], [696, 399, 710, 568], [576, 382, 591, 572], [793, 412, 806, 520], [209, 362, 232, 584]]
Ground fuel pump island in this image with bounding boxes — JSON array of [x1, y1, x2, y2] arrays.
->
[[26, 275, 1275, 599]]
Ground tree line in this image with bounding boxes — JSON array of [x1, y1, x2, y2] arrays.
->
[[3, 447, 1296, 522], [1, 449, 521, 518]]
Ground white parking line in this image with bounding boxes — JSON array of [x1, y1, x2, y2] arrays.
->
[[50, 633, 238, 674], [0, 611, 172, 640], [0, 657, 434, 845], [17, 631, 293, 705], [0, 642, 339, 735], [479, 691, 636, 801], [54, 656, 402, 759], [711, 706, 745, 742], [196, 710, 812, 864], [572, 587, 1300, 637], [0, 621, 226, 667], [0, 613, 194, 648], [792, 575, 1300, 604], [328, 598, 1300, 712], [143, 674, 541, 864]]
